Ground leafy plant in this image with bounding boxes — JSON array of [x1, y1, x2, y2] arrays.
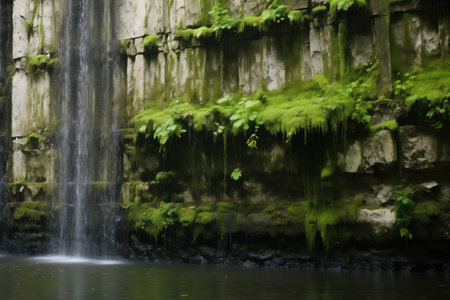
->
[[230, 168, 242, 181], [247, 126, 260, 149], [138, 102, 187, 146], [330, 0, 367, 17], [209, 2, 234, 37], [395, 185, 414, 240], [159, 201, 179, 255], [159, 201, 179, 229], [351, 99, 372, 125], [394, 72, 415, 99], [260, 0, 290, 27]]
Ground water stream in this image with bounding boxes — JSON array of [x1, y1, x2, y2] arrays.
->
[[57, 0, 122, 258]]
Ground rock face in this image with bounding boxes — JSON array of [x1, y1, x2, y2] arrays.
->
[[357, 208, 396, 238], [399, 126, 450, 169], [1, 0, 450, 259]]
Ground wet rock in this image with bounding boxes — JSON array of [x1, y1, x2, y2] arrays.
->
[[372, 184, 395, 206], [399, 126, 450, 169], [361, 130, 397, 171], [248, 250, 275, 263], [243, 259, 258, 268], [439, 186, 450, 202], [338, 140, 362, 173], [283, 0, 309, 10], [357, 208, 396, 237]]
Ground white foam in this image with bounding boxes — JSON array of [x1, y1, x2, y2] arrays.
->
[[31, 255, 126, 265]]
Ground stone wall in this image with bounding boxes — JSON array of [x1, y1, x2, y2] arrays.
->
[[1, 0, 449, 256]]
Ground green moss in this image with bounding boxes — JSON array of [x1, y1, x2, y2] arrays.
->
[[217, 201, 235, 213], [5, 201, 49, 232], [25, 132, 43, 149], [345, 60, 380, 100], [179, 208, 196, 226], [404, 59, 450, 107], [177, 3, 307, 42], [369, 124, 382, 132], [6, 202, 48, 221], [155, 171, 176, 183], [288, 10, 307, 24], [413, 201, 445, 224], [330, 0, 367, 17], [26, 21, 34, 40], [383, 120, 398, 131], [199, 0, 215, 26], [131, 75, 357, 144], [197, 204, 213, 212], [120, 39, 131, 55], [312, 6, 328, 14], [338, 20, 348, 77], [305, 201, 361, 250], [88, 181, 110, 191], [195, 212, 215, 224], [286, 202, 307, 223], [27, 55, 56, 76], [320, 165, 335, 179], [124, 202, 179, 241], [143, 35, 158, 53], [175, 27, 214, 42], [236, 15, 261, 33]]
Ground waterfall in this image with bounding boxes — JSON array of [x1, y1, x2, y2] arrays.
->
[[57, 0, 122, 258]]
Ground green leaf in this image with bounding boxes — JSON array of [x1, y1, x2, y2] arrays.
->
[[139, 125, 147, 133], [230, 168, 242, 181]]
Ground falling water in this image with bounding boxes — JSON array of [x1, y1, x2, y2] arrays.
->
[[57, 0, 122, 258]]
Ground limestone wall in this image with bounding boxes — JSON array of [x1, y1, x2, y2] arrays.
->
[[2, 0, 450, 253]]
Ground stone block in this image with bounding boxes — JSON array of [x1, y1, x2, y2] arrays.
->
[[357, 208, 396, 237], [399, 126, 450, 169]]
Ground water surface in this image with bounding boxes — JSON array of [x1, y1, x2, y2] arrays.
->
[[0, 256, 448, 300]]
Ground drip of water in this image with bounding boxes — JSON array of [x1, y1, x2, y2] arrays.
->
[[57, 0, 122, 258]]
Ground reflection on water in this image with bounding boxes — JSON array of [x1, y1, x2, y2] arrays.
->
[[0, 256, 448, 300], [31, 255, 125, 265]]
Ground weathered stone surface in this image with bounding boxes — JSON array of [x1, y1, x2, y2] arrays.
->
[[12, 147, 55, 183], [281, 0, 309, 10], [243, 180, 278, 203], [372, 184, 395, 205], [350, 34, 373, 68], [361, 130, 397, 171], [338, 140, 362, 173], [338, 130, 396, 173], [370, 101, 402, 126], [439, 185, 450, 203], [309, 27, 324, 77], [399, 126, 450, 169], [439, 15, 450, 54], [11, 67, 54, 137], [390, 12, 440, 68], [357, 208, 396, 236], [369, 0, 389, 16], [389, 0, 419, 14], [13, 0, 62, 58], [373, 16, 392, 96]]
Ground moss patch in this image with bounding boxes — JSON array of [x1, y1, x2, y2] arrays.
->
[[143, 35, 158, 53], [131, 75, 357, 145], [5, 201, 49, 232], [27, 55, 55, 76]]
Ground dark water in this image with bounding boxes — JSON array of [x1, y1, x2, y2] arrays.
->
[[0, 256, 448, 300]]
